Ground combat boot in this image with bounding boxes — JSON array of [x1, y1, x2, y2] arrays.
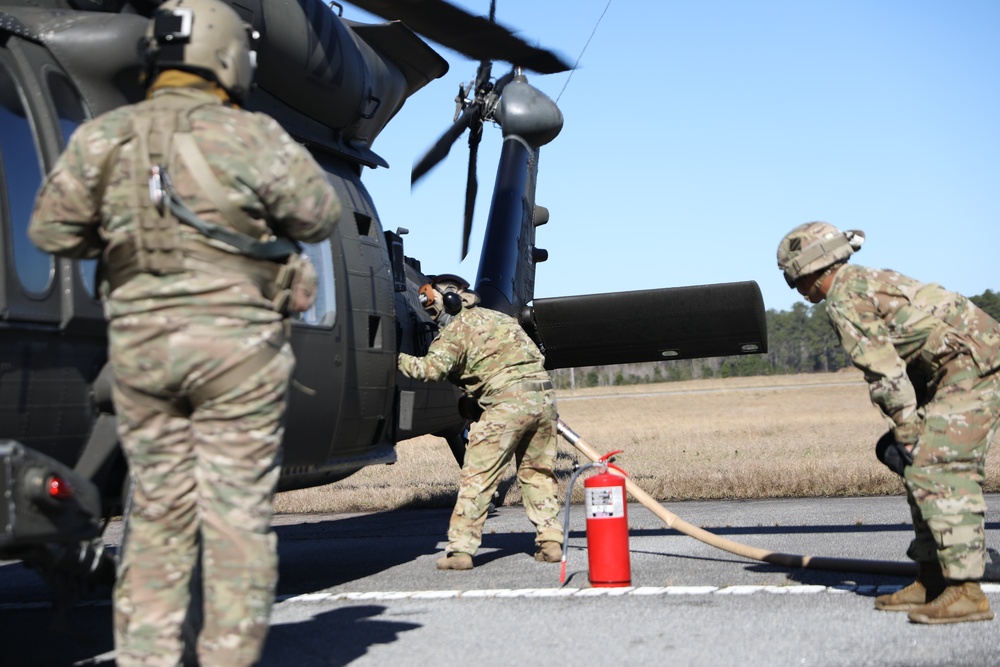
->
[[907, 581, 994, 625], [875, 563, 947, 611], [436, 553, 473, 570], [534, 541, 562, 563]]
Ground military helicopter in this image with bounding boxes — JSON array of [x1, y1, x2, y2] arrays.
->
[[0, 0, 767, 602]]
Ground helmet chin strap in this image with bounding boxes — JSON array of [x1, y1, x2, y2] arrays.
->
[[806, 264, 838, 302]]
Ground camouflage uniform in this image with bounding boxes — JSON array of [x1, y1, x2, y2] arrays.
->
[[29, 78, 340, 666], [825, 263, 1000, 579], [398, 305, 563, 556]]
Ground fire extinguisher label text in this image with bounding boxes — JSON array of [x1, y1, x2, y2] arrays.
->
[[585, 486, 625, 519]]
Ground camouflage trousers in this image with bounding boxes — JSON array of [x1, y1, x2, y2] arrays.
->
[[447, 389, 563, 556], [903, 356, 1000, 580], [110, 320, 293, 667]]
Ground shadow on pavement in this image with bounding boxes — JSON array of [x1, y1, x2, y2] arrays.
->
[[261, 604, 420, 666]]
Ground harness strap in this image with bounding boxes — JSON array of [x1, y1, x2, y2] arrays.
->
[[104, 235, 283, 294], [172, 131, 261, 240], [500, 379, 553, 394], [161, 171, 299, 261], [131, 111, 186, 274]]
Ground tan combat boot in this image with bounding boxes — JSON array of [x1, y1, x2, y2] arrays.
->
[[436, 553, 473, 570], [907, 581, 995, 625], [534, 541, 562, 563], [875, 563, 946, 611]]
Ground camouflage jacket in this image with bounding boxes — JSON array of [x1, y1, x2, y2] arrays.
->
[[398, 306, 550, 406], [825, 263, 1000, 444], [28, 84, 340, 323]]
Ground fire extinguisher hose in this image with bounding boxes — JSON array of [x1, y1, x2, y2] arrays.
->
[[558, 460, 604, 584], [556, 418, 917, 578]]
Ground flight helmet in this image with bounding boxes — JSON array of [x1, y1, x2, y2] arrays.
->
[[145, 0, 258, 104], [418, 274, 480, 321], [777, 222, 865, 288]]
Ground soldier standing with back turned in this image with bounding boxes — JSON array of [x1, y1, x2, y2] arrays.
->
[[777, 222, 1000, 625], [398, 275, 565, 570], [28, 0, 341, 663]]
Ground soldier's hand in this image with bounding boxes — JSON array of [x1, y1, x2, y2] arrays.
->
[[875, 431, 914, 477]]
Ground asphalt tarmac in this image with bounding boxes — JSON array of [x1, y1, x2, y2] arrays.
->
[[1, 495, 998, 666]]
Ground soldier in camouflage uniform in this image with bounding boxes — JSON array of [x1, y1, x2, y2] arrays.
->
[[398, 275, 564, 570], [28, 0, 341, 663], [777, 222, 1000, 625]]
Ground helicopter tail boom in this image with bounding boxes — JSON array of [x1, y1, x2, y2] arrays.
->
[[523, 281, 768, 370]]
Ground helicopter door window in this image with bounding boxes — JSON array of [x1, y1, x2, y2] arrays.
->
[[45, 69, 97, 298], [0, 57, 53, 296], [295, 241, 337, 327]]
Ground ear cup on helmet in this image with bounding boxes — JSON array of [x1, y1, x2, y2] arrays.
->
[[441, 291, 463, 315]]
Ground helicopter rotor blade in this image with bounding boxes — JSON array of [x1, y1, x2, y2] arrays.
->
[[411, 105, 476, 185], [349, 0, 571, 74], [492, 68, 516, 97], [457, 56, 492, 259], [462, 114, 482, 260]]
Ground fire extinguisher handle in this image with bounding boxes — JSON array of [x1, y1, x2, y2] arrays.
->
[[598, 450, 627, 477], [607, 463, 628, 477], [597, 449, 623, 463]]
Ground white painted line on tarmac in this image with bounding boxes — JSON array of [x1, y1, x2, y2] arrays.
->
[[268, 582, 1000, 604], [4, 583, 998, 612]]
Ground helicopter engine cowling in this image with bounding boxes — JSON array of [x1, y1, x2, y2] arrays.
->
[[3, 0, 448, 164]]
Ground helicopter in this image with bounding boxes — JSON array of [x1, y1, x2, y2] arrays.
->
[[0, 0, 767, 603]]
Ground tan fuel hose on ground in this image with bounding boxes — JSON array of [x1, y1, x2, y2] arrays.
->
[[557, 418, 918, 577]]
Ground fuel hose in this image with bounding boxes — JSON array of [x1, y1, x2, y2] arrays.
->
[[556, 418, 918, 577]]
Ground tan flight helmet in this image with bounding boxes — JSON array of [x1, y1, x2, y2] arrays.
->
[[145, 0, 258, 104], [777, 222, 865, 288], [418, 274, 480, 321]]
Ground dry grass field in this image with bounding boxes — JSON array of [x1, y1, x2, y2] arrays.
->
[[273, 371, 1000, 515]]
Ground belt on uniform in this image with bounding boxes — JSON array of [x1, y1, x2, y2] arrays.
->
[[504, 380, 553, 393]]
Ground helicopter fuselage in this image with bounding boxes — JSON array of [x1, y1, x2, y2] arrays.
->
[[0, 0, 466, 571]]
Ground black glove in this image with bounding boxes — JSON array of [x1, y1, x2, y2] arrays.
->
[[875, 430, 914, 477], [458, 395, 483, 421]]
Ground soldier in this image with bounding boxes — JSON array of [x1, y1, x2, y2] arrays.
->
[[398, 275, 564, 570], [777, 222, 1000, 625], [28, 0, 341, 664]]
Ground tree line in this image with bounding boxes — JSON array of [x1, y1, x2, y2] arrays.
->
[[549, 289, 1000, 390]]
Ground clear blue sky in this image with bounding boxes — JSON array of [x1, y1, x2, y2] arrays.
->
[[346, 0, 999, 313]]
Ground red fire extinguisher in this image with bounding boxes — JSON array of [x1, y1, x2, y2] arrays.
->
[[560, 449, 631, 587], [584, 451, 631, 586]]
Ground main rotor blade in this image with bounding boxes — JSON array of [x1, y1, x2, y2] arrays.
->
[[349, 0, 572, 74], [462, 117, 482, 259], [492, 68, 516, 97], [411, 105, 475, 185], [474, 59, 492, 96]]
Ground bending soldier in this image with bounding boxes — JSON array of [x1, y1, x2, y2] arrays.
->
[[28, 0, 341, 664], [398, 275, 564, 570], [777, 222, 1000, 625]]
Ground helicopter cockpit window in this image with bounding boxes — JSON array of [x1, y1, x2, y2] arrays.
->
[[46, 69, 97, 298], [0, 58, 53, 296], [295, 241, 337, 327]]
